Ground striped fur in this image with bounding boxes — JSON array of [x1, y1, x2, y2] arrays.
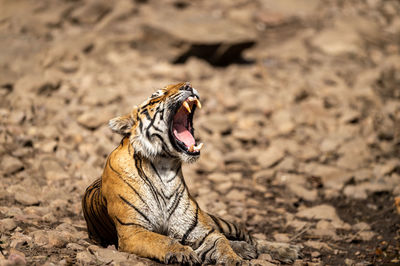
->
[[82, 83, 257, 264]]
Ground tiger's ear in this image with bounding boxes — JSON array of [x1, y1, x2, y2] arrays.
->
[[109, 107, 138, 135]]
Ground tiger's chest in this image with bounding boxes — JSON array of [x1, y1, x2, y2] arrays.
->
[[134, 163, 193, 237]]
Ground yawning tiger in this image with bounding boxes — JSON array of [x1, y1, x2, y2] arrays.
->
[[82, 82, 300, 264]]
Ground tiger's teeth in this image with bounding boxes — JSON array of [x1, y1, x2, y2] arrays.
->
[[188, 145, 194, 152], [195, 99, 202, 109], [194, 143, 203, 151], [183, 101, 191, 113]]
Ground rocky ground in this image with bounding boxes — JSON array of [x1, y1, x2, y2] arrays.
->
[[1, 0, 400, 265]]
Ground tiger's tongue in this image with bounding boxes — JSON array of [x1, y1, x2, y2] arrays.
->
[[173, 124, 195, 147]]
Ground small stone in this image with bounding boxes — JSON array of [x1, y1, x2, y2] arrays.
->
[[215, 182, 233, 194], [250, 259, 276, 266], [356, 231, 376, 241], [47, 230, 74, 248], [207, 172, 230, 183], [252, 233, 267, 240], [202, 114, 232, 134], [310, 220, 338, 239], [77, 109, 111, 130], [296, 205, 343, 223], [273, 233, 290, 242], [94, 248, 130, 264], [3, 207, 23, 218], [287, 219, 308, 231], [10, 233, 32, 249], [311, 251, 320, 258], [14, 192, 40, 206], [76, 251, 96, 265], [40, 158, 68, 182], [253, 169, 275, 183], [256, 145, 285, 168], [66, 243, 85, 251], [225, 189, 246, 201], [0, 218, 17, 233], [30, 230, 49, 246], [258, 253, 273, 261], [304, 240, 333, 251], [1, 155, 23, 175], [287, 183, 318, 201], [352, 222, 371, 231], [345, 258, 355, 265], [8, 248, 26, 265]]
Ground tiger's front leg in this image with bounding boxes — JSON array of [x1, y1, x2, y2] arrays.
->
[[194, 230, 243, 265], [207, 213, 257, 260], [117, 224, 200, 264]]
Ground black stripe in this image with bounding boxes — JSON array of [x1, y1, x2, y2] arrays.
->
[[233, 223, 240, 239], [220, 218, 232, 235], [140, 99, 161, 110], [150, 133, 176, 158], [145, 109, 161, 139], [134, 154, 165, 207], [166, 166, 180, 183], [85, 188, 108, 242], [141, 108, 151, 120], [167, 186, 185, 218], [119, 195, 152, 224], [195, 228, 215, 250], [209, 214, 224, 233], [115, 217, 145, 228], [200, 238, 218, 261], [150, 162, 164, 184], [109, 159, 150, 208], [181, 201, 199, 245], [165, 182, 183, 200]]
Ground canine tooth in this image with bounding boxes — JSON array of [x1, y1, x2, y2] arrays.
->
[[194, 143, 203, 151], [189, 145, 194, 152], [195, 99, 202, 109], [183, 101, 191, 113]]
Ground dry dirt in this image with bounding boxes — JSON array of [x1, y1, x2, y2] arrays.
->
[[1, 0, 400, 265]]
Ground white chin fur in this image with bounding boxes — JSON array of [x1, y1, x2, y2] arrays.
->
[[179, 152, 200, 164]]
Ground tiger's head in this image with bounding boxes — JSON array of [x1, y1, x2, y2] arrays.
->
[[109, 82, 202, 163]]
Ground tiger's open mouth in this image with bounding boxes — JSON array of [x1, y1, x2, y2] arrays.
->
[[170, 96, 203, 155]]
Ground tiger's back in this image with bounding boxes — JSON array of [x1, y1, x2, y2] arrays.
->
[[82, 178, 117, 247]]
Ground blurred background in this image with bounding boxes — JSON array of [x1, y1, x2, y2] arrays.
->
[[0, 0, 399, 265]]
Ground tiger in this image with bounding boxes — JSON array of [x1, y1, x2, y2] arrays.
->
[[82, 82, 301, 265]]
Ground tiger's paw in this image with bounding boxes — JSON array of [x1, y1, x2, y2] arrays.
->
[[165, 245, 200, 265], [216, 254, 245, 266], [255, 240, 302, 263], [229, 240, 258, 260]]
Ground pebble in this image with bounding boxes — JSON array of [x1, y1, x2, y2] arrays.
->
[[94, 247, 130, 264], [76, 251, 96, 264], [1, 155, 23, 175], [14, 192, 40, 206], [8, 248, 26, 265], [256, 145, 285, 168], [0, 218, 17, 233], [225, 189, 247, 201], [287, 183, 318, 201], [296, 205, 342, 223], [250, 259, 276, 266], [273, 233, 290, 242]]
